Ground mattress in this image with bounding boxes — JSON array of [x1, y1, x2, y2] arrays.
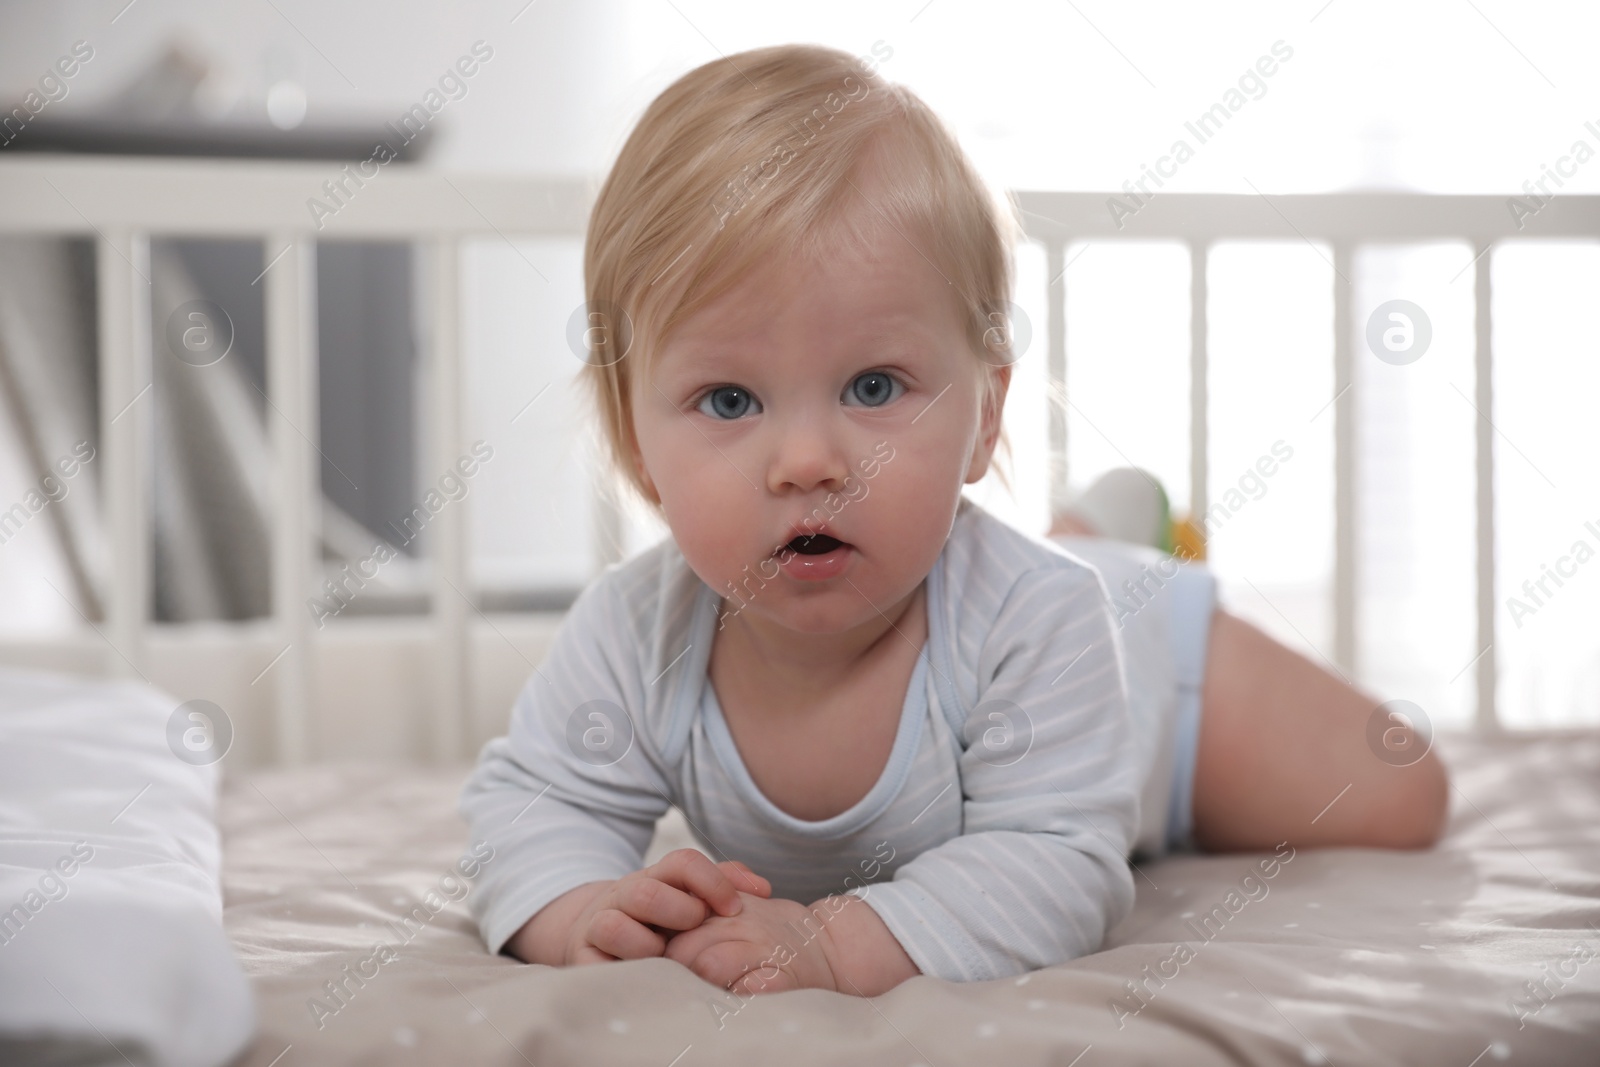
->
[[220, 729, 1600, 1066]]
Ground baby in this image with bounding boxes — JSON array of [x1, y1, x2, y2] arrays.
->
[[459, 42, 1449, 998]]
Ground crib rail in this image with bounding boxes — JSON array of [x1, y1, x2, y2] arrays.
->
[[1, 154, 1596, 762], [1016, 188, 1600, 738]]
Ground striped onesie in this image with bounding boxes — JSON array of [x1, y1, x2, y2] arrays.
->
[[459, 496, 1151, 983]]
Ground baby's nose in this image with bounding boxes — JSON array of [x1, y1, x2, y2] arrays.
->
[[765, 418, 850, 495]]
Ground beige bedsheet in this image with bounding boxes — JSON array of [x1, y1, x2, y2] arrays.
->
[[220, 730, 1600, 1066]]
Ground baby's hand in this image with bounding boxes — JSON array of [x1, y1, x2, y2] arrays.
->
[[565, 850, 771, 965], [664, 892, 838, 995]]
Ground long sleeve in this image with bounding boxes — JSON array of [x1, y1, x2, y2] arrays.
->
[[845, 561, 1142, 982], [457, 575, 675, 956]]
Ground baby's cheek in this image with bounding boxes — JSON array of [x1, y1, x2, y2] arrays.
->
[[660, 497, 746, 582], [866, 451, 960, 543]]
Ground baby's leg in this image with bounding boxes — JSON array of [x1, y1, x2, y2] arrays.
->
[[1189, 609, 1450, 852]]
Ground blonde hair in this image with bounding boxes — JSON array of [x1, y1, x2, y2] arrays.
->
[[580, 42, 1019, 509]]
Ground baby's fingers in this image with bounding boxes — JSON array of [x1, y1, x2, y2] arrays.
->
[[715, 860, 771, 899], [570, 942, 619, 966], [646, 849, 747, 918], [585, 907, 667, 961], [614, 875, 715, 932]]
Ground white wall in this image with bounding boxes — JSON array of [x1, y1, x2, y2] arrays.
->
[[5, 0, 1600, 190]]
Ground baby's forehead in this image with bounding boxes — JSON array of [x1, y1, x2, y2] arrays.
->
[[673, 226, 962, 338], [657, 299, 959, 379]]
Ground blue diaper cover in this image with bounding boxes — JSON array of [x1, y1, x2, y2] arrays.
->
[[1050, 536, 1218, 857], [1162, 559, 1217, 852]]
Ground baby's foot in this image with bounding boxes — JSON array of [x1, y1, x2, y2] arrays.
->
[[1049, 467, 1170, 550]]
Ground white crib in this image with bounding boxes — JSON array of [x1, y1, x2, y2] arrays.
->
[[0, 153, 1594, 767]]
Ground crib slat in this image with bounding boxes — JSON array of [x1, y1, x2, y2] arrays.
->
[[95, 231, 151, 675], [430, 236, 467, 763], [1188, 242, 1209, 543], [1472, 244, 1499, 732], [1046, 240, 1068, 514], [265, 234, 316, 764], [1332, 244, 1357, 675]]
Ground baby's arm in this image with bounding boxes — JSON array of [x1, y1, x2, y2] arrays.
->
[[807, 891, 920, 995], [460, 577, 748, 963], [506, 852, 771, 965], [832, 563, 1143, 983], [668, 563, 1140, 993]]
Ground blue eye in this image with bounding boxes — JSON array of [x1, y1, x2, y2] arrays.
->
[[696, 385, 761, 419], [844, 371, 902, 408]]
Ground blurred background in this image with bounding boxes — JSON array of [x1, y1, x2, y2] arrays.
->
[[0, 0, 1595, 761]]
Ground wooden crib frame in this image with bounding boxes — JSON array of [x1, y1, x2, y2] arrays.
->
[[0, 154, 1595, 766]]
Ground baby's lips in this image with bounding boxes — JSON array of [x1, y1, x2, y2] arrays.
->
[[776, 519, 847, 549], [776, 533, 853, 558]]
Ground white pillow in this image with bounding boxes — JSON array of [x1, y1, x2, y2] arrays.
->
[[0, 665, 256, 1067]]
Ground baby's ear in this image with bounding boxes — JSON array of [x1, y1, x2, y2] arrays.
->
[[985, 362, 1013, 435], [963, 362, 1011, 485]]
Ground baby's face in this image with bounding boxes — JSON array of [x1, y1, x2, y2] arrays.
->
[[631, 220, 1007, 637]]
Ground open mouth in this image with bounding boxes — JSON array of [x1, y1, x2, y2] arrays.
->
[[786, 533, 847, 555]]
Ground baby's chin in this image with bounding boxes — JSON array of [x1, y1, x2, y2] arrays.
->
[[722, 594, 893, 639], [711, 567, 927, 639]]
